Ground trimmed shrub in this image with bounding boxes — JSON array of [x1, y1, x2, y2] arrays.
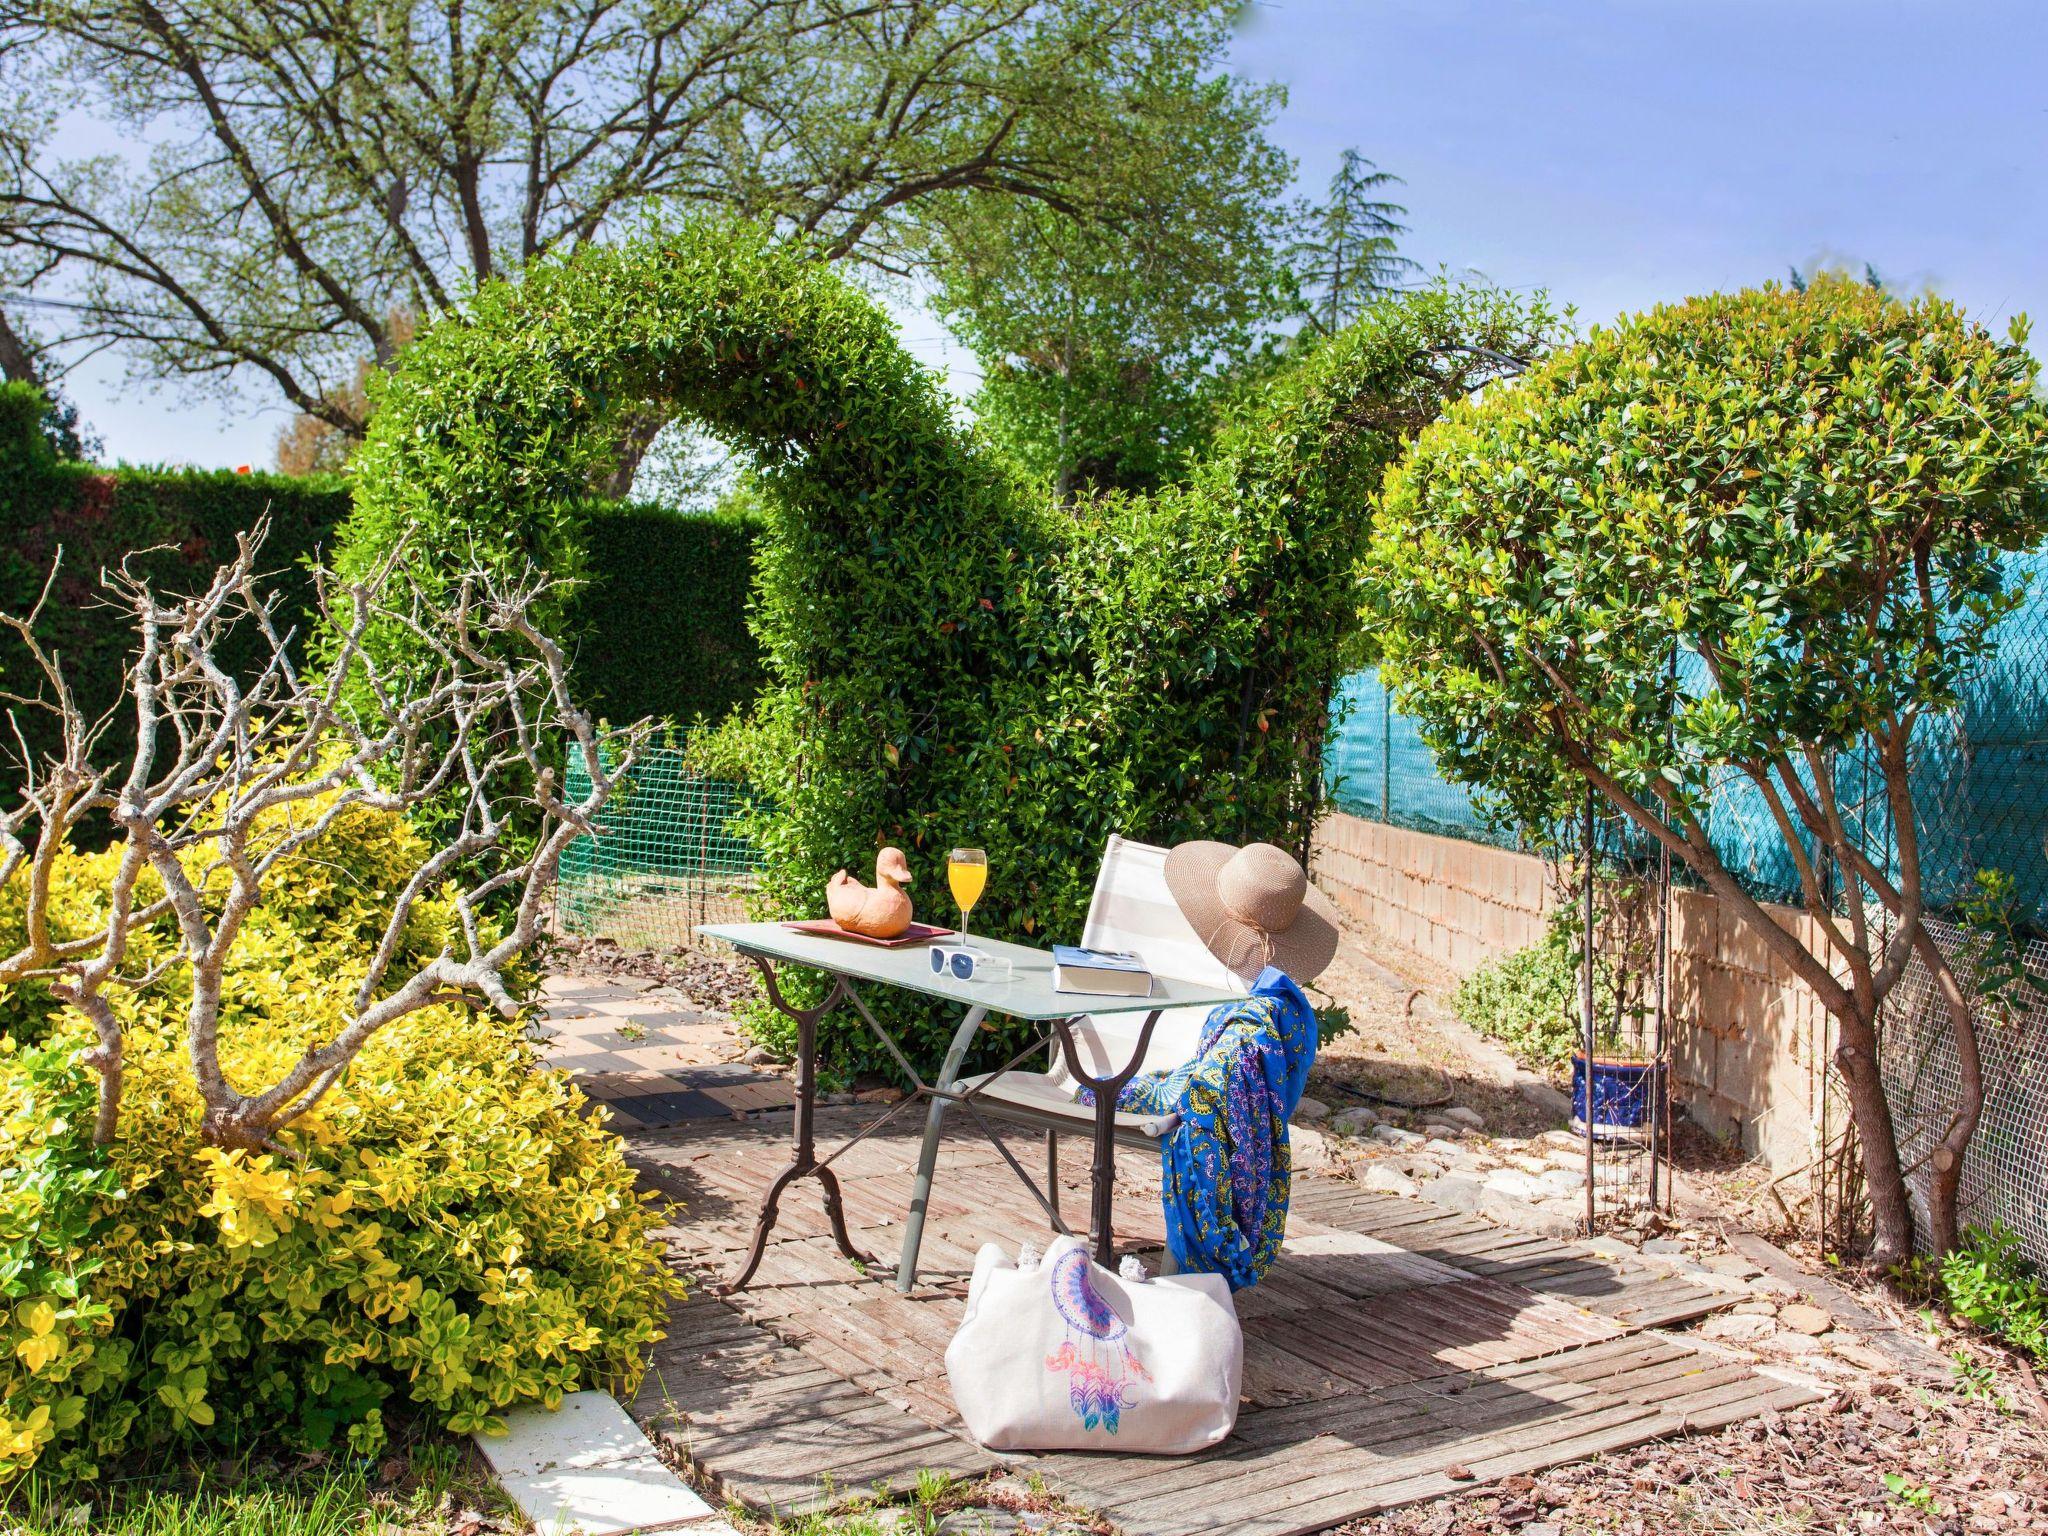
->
[[0, 383, 346, 769], [570, 498, 764, 727], [333, 221, 1559, 1078], [0, 383, 765, 767], [0, 804, 681, 1480]]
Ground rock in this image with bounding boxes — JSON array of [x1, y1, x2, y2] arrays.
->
[[1699, 1313, 1774, 1344], [1363, 1165, 1420, 1198], [1733, 1299, 1778, 1316], [740, 1046, 772, 1065], [1499, 1197, 1581, 1239], [1370, 1124, 1425, 1148], [1423, 1174, 1486, 1214], [1586, 1237, 1634, 1261], [1441, 1105, 1486, 1130], [1422, 1137, 1468, 1161], [1702, 1253, 1762, 1278], [1763, 1331, 1822, 1356], [1420, 1121, 1465, 1139], [1483, 1170, 1546, 1202], [1331, 1106, 1382, 1133], [1642, 1238, 1687, 1257], [1779, 1303, 1833, 1336], [1829, 1342, 1898, 1374], [1293, 1096, 1331, 1124]]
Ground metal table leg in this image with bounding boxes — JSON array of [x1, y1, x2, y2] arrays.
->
[[723, 956, 876, 1295], [895, 1002, 986, 1293]]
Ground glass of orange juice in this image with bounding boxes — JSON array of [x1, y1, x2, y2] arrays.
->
[[948, 847, 987, 947]]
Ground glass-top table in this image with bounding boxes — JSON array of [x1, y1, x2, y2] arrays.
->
[[697, 921, 1244, 1293]]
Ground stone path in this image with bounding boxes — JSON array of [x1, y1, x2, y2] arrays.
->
[[533, 972, 791, 1129]]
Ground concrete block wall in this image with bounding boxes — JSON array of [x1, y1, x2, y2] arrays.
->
[[1311, 810, 1826, 1171]]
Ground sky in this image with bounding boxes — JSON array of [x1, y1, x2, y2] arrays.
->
[[53, 0, 2048, 469]]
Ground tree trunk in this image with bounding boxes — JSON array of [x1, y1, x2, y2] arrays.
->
[[1831, 997, 1917, 1269], [0, 308, 38, 384], [602, 406, 669, 500]]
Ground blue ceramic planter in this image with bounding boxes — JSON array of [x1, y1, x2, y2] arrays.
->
[[1570, 1052, 1664, 1138]]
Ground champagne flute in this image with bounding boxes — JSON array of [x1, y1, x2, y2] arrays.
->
[[948, 847, 987, 948]]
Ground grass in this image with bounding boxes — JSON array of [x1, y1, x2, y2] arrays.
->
[[0, 1432, 516, 1536]]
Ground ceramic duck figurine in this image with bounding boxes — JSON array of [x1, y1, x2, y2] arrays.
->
[[827, 847, 915, 939]]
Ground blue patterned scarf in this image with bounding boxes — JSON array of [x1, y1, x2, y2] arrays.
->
[[1080, 966, 1317, 1289]]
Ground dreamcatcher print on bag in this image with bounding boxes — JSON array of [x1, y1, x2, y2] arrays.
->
[[1042, 1244, 1150, 1433]]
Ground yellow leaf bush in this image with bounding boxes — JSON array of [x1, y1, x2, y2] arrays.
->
[[0, 803, 683, 1480]]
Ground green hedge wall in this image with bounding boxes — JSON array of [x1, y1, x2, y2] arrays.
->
[[0, 383, 347, 768], [332, 221, 1559, 1080], [0, 383, 764, 770], [570, 499, 764, 727]]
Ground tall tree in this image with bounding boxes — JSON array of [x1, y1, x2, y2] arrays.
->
[[0, 0, 1253, 460], [925, 56, 1298, 498], [1288, 149, 1416, 335]]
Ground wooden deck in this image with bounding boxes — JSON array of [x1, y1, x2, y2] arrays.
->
[[624, 1109, 1820, 1534]]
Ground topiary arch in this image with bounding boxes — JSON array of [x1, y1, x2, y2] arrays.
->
[[335, 221, 1554, 1074]]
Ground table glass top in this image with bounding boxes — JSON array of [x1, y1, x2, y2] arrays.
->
[[696, 922, 1246, 1020]]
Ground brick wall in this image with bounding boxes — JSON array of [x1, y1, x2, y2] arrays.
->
[[1311, 810, 1826, 1170]]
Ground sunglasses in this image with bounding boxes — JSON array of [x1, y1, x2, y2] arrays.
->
[[928, 944, 1009, 984]]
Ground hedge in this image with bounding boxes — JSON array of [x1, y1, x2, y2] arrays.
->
[[0, 384, 346, 769], [570, 498, 764, 727], [0, 384, 764, 766], [333, 220, 1559, 1080]]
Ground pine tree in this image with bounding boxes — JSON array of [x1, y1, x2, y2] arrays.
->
[[1289, 151, 1418, 334]]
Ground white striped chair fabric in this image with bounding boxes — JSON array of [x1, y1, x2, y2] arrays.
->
[[954, 835, 1247, 1134]]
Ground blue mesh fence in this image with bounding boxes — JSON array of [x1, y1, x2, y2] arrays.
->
[[1326, 548, 2048, 926]]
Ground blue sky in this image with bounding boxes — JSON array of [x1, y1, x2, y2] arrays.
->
[[61, 0, 2048, 468]]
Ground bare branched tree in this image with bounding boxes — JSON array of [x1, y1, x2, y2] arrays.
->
[[0, 523, 650, 1150]]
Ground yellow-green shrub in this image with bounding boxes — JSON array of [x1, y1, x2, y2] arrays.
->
[[0, 807, 682, 1480]]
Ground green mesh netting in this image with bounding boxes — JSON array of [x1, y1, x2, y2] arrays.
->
[[1326, 548, 2048, 925], [557, 745, 761, 950]]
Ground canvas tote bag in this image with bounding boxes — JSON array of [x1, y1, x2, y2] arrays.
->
[[944, 1234, 1242, 1453]]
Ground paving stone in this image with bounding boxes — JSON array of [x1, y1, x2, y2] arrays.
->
[[1829, 1341, 1899, 1374], [1422, 1137, 1468, 1160], [1699, 1313, 1774, 1344], [1641, 1238, 1688, 1256], [1537, 1170, 1584, 1199], [1764, 1331, 1823, 1356], [1779, 1302, 1834, 1335], [1585, 1237, 1634, 1260], [1702, 1253, 1763, 1278], [478, 1390, 737, 1536], [1370, 1124, 1424, 1147]]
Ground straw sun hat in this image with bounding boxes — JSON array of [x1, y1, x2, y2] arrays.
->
[[1163, 840, 1341, 985]]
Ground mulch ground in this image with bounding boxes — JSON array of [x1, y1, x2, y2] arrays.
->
[[1330, 1339, 2047, 1536]]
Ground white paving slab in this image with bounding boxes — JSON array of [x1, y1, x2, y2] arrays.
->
[[476, 1391, 737, 1536]]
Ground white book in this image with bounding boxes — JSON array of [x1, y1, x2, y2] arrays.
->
[[1052, 944, 1154, 997]]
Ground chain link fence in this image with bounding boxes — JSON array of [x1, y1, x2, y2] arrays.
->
[[555, 744, 762, 950], [1880, 918, 2048, 1265]]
